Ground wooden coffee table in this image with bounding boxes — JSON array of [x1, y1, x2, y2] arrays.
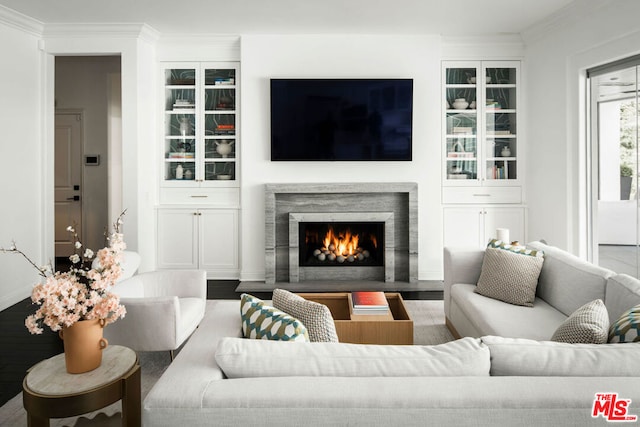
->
[[298, 292, 413, 345]]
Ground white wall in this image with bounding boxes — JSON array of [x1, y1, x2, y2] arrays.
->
[[0, 21, 43, 311], [239, 35, 443, 281], [524, 0, 640, 255]]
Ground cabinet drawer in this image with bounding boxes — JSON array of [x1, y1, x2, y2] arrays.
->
[[442, 186, 521, 204], [160, 187, 240, 206]]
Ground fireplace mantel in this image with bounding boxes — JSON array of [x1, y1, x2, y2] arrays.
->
[[265, 182, 418, 285]]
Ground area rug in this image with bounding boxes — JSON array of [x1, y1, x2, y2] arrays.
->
[[0, 299, 451, 426]]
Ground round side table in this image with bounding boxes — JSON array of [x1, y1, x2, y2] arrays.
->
[[22, 345, 141, 427]]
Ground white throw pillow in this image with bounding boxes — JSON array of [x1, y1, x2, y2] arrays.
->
[[475, 247, 544, 307], [272, 289, 339, 342], [551, 299, 609, 344]]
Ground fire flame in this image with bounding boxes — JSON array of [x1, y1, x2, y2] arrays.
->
[[322, 227, 361, 256]]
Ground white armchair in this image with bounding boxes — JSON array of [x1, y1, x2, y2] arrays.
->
[[105, 269, 207, 359]]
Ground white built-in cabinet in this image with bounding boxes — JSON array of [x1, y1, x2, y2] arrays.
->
[[157, 61, 240, 279], [442, 60, 526, 248], [443, 207, 526, 248], [157, 209, 239, 277]]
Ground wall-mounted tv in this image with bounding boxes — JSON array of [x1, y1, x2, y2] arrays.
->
[[270, 78, 412, 161]]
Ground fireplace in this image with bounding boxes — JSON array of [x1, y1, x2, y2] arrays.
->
[[299, 222, 385, 267], [288, 212, 395, 282], [265, 182, 418, 285]]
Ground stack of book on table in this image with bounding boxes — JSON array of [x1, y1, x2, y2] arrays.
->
[[351, 291, 389, 315]]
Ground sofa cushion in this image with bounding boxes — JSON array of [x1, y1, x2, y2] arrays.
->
[[475, 247, 544, 307], [483, 335, 640, 376], [450, 283, 567, 340], [550, 299, 609, 344], [214, 336, 490, 379], [240, 294, 309, 342], [527, 241, 612, 316], [605, 274, 640, 323], [609, 303, 640, 343], [272, 289, 339, 342]]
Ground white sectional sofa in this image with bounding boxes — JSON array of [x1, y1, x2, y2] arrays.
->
[[144, 238, 640, 427], [444, 241, 640, 340]]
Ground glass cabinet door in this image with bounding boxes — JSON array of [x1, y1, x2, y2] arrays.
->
[[162, 63, 239, 187], [484, 64, 518, 181], [204, 67, 237, 182], [164, 67, 197, 182], [445, 65, 478, 181]]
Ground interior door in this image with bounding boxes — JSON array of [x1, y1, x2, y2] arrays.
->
[[55, 112, 83, 258]]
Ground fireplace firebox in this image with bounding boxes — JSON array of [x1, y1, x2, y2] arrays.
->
[[288, 211, 396, 282], [299, 222, 384, 267]]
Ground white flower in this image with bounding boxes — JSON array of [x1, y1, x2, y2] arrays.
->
[[75, 241, 82, 249], [66, 226, 74, 232], [84, 249, 94, 258], [69, 254, 80, 264]]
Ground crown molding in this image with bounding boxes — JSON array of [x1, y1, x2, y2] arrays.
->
[[43, 23, 160, 42], [157, 34, 241, 61], [441, 34, 525, 59], [0, 4, 44, 36], [521, 0, 615, 44]]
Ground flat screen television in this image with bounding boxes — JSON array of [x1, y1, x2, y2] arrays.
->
[[270, 78, 412, 161]]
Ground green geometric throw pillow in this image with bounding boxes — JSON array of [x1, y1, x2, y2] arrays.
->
[[487, 239, 544, 258], [240, 293, 309, 342], [609, 304, 640, 343]]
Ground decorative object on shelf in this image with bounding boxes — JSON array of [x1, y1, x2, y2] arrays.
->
[[469, 101, 476, 109], [184, 169, 193, 180], [501, 146, 511, 157], [468, 77, 477, 84], [215, 140, 235, 158], [1, 211, 127, 373], [216, 174, 232, 180], [179, 117, 191, 137], [59, 318, 108, 373], [452, 98, 469, 110], [486, 76, 492, 84], [176, 164, 184, 179]]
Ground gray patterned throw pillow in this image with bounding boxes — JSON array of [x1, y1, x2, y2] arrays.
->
[[475, 247, 544, 307], [551, 299, 609, 344], [272, 289, 339, 342]]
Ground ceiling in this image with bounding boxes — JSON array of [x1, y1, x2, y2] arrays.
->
[[0, 0, 582, 36]]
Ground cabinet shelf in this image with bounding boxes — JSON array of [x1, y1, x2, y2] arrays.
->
[[486, 134, 516, 138]]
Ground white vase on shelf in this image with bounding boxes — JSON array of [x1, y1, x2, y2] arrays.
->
[[452, 98, 469, 110]]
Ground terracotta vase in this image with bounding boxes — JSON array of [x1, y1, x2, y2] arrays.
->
[[59, 318, 108, 374]]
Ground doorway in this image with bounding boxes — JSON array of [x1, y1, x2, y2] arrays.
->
[[54, 56, 122, 266], [588, 57, 640, 278]]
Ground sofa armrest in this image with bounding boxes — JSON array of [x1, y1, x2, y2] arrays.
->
[[443, 247, 485, 317], [106, 296, 180, 351], [137, 270, 207, 299]]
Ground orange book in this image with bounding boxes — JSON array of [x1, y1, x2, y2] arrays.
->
[[351, 291, 388, 309]]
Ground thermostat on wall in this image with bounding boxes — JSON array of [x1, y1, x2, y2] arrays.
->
[[85, 155, 100, 165]]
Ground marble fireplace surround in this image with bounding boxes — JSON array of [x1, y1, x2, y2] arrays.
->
[[265, 183, 418, 285]]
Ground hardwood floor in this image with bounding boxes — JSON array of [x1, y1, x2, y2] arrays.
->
[[0, 280, 442, 407]]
